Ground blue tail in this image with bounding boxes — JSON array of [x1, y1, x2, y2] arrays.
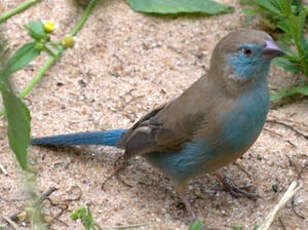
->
[[31, 129, 127, 147]]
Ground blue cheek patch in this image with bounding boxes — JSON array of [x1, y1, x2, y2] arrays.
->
[[229, 55, 255, 78], [228, 44, 270, 80]]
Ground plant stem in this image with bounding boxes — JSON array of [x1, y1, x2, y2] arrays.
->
[[0, 0, 98, 117], [99, 222, 152, 230], [70, 0, 97, 37], [0, 0, 40, 23], [19, 50, 62, 99], [43, 44, 57, 57]]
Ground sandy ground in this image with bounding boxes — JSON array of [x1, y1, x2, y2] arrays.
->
[[0, 0, 307, 229]]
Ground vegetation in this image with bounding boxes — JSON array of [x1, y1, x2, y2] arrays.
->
[[241, 0, 308, 100], [0, 0, 305, 229]]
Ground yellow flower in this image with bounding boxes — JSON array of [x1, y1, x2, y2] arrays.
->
[[62, 35, 75, 48], [44, 21, 55, 33]]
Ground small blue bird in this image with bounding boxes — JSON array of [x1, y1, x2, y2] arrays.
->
[[31, 30, 285, 218]]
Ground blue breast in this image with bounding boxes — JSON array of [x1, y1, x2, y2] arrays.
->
[[220, 81, 269, 155], [144, 80, 269, 183]]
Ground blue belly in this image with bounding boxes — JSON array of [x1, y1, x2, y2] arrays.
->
[[144, 83, 269, 183]]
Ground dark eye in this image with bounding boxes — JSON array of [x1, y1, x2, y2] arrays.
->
[[242, 47, 252, 56]]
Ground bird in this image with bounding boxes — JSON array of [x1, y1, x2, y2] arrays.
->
[[31, 29, 285, 219]]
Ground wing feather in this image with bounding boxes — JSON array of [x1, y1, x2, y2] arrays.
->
[[119, 77, 212, 159]]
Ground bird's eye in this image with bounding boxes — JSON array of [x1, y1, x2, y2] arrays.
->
[[242, 47, 252, 56]]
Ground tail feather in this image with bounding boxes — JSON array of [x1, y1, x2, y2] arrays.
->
[[31, 129, 127, 147]]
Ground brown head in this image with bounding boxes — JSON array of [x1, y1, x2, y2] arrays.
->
[[209, 29, 285, 95]]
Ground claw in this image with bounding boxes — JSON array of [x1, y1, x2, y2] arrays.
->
[[215, 173, 260, 199]]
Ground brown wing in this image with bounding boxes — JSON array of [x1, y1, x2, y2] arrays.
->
[[118, 77, 211, 159]]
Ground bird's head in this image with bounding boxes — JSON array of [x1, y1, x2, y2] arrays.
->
[[209, 30, 285, 95]]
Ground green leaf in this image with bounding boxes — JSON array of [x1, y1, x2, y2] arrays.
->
[[28, 20, 47, 40], [125, 0, 234, 14], [272, 0, 292, 17], [301, 35, 308, 52], [70, 206, 86, 220], [272, 57, 302, 72], [240, 0, 252, 4], [8, 42, 40, 73], [278, 33, 292, 46], [270, 85, 308, 101], [287, 10, 307, 55], [250, 0, 281, 15], [243, 0, 307, 78], [70, 206, 94, 230], [291, 0, 302, 14], [253, 225, 259, 230], [244, 14, 256, 24], [189, 219, 202, 230], [278, 38, 297, 57], [277, 19, 291, 35], [241, 8, 261, 15], [241, 8, 262, 24], [231, 227, 243, 230], [0, 77, 30, 170]]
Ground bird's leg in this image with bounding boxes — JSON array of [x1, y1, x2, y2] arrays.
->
[[175, 183, 196, 220], [176, 184, 216, 230], [214, 173, 260, 199], [179, 193, 196, 220]]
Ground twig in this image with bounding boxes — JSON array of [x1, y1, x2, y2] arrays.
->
[[0, 161, 8, 175], [0, 0, 40, 23], [48, 202, 69, 226], [289, 163, 307, 220], [297, 163, 307, 180], [291, 197, 305, 220], [101, 156, 132, 190], [37, 186, 80, 227], [51, 216, 69, 227], [2, 216, 18, 229], [63, 185, 82, 202], [286, 140, 296, 148], [286, 158, 306, 219], [286, 155, 307, 180], [233, 162, 252, 180], [10, 186, 58, 221], [263, 127, 283, 137], [266, 120, 308, 140], [42, 199, 69, 227], [258, 180, 303, 230], [286, 155, 298, 175], [100, 222, 152, 230], [35, 186, 58, 206]]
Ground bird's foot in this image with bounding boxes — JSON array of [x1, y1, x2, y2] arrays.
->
[[215, 173, 260, 200]]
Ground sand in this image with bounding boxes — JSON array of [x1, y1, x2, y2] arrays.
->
[[0, 0, 307, 229]]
